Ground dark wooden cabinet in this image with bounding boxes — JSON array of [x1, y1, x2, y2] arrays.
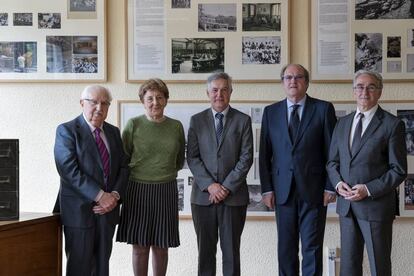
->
[[0, 213, 62, 276], [0, 139, 19, 220]]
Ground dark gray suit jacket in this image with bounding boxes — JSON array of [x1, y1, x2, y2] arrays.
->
[[187, 107, 253, 206], [54, 115, 129, 227], [327, 106, 407, 221]]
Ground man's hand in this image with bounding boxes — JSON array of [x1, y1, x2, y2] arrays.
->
[[207, 183, 229, 204], [344, 184, 368, 201], [323, 191, 336, 206], [337, 181, 354, 198], [262, 192, 275, 209], [93, 192, 118, 215]]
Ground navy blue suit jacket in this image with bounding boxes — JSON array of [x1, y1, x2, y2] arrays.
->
[[259, 95, 337, 205], [54, 115, 129, 227]]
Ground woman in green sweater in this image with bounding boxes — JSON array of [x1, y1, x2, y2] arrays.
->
[[117, 78, 185, 276]]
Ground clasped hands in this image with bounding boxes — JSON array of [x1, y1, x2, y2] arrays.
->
[[337, 181, 368, 201], [208, 183, 229, 204], [93, 192, 119, 215]]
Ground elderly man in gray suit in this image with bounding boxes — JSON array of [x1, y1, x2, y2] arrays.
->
[[187, 72, 253, 276], [327, 70, 407, 276], [54, 85, 129, 276]]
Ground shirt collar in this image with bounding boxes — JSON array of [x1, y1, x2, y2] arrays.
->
[[287, 95, 307, 109], [212, 105, 230, 118], [82, 113, 104, 133], [355, 104, 378, 119]]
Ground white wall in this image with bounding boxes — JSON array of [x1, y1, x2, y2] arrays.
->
[[1, 0, 414, 275]]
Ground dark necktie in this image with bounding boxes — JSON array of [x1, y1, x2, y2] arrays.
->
[[289, 104, 300, 142], [351, 113, 364, 156], [215, 112, 224, 144], [94, 128, 110, 189]]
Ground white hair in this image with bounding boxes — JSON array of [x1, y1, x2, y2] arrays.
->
[[80, 85, 113, 102]]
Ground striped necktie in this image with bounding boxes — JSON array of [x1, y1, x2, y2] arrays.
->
[[215, 112, 224, 144], [94, 128, 110, 189]]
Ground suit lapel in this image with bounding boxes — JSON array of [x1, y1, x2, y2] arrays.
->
[[277, 100, 292, 146], [77, 115, 104, 172], [206, 109, 218, 150], [293, 96, 316, 148], [102, 123, 113, 172], [217, 107, 234, 151]]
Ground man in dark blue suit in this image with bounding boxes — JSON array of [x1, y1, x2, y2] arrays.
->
[[54, 85, 129, 276], [259, 64, 337, 276]]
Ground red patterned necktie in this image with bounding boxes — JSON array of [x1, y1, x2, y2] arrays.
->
[[94, 128, 110, 189]]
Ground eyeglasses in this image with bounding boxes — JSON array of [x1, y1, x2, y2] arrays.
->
[[83, 98, 111, 107], [282, 75, 305, 81], [353, 85, 378, 93]]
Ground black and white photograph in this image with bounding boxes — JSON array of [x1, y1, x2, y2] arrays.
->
[[242, 36, 281, 64], [171, 38, 224, 73], [407, 53, 414, 72], [172, 0, 190, 9], [242, 3, 281, 31], [198, 4, 236, 32], [13, 13, 32, 26], [47, 35, 98, 73], [73, 36, 97, 54], [0, 13, 8, 26], [188, 176, 194, 186], [387, 36, 401, 58], [0, 42, 37, 73], [251, 107, 263, 124], [355, 32, 382, 72], [355, 0, 414, 20], [46, 36, 73, 73], [70, 0, 96, 12], [397, 109, 414, 155], [38, 13, 61, 29], [387, 60, 402, 72], [247, 185, 270, 212], [404, 175, 414, 210], [177, 178, 184, 211], [408, 28, 414, 47], [72, 56, 97, 73]]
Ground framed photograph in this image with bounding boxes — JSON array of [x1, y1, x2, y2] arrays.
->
[[118, 100, 274, 218], [126, 0, 290, 82], [0, 0, 106, 82], [311, 0, 414, 81]]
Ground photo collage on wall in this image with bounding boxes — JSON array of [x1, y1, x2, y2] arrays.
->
[[0, 0, 101, 77], [354, 1, 414, 74], [171, 2, 282, 74]]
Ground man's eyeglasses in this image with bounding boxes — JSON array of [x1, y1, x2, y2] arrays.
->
[[353, 85, 378, 93], [83, 98, 111, 107], [282, 75, 305, 81]]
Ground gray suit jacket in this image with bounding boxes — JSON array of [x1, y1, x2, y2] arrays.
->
[[326, 106, 407, 221], [54, 115, 129, 227], [187, 107, 253, 206]]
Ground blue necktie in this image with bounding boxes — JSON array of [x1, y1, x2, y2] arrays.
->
[[289, 104, 300, 142], [215, 112, 224, 144]]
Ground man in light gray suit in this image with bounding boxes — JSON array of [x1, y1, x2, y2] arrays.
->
[[54, 85, 129, 276], [187, 72, 253, 276], [327, 70, 407, 276]]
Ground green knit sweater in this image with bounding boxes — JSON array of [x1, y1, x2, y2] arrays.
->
[[122, 115, 185, 183]]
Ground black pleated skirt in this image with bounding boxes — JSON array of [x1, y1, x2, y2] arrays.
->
[[116, 180, 180, 248]]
